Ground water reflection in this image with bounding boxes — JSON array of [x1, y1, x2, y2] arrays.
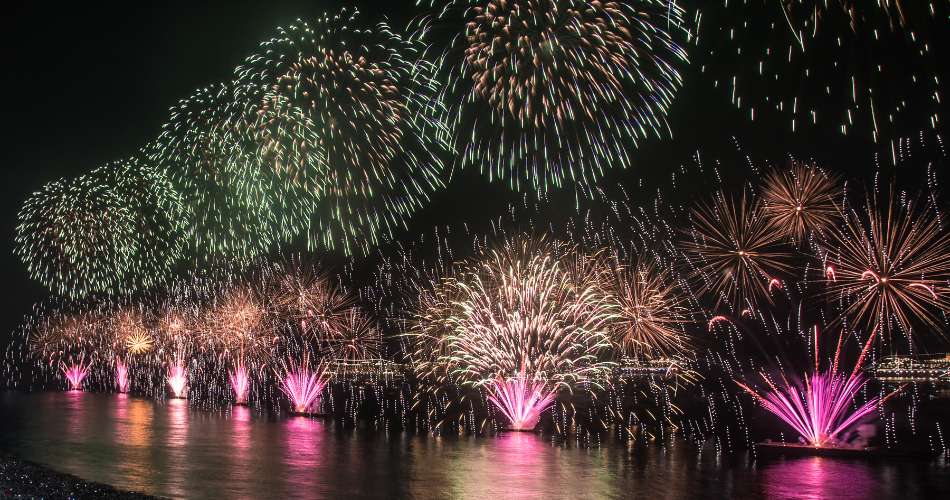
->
[[165, 398, 190, 498], [0, 392, 946, 499], [760, 457, 876, 499], [282, 417, 326, 497]]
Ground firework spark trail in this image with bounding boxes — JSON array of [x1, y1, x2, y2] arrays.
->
[[698, 1, 943, 147], [420, 0, 688, 195]]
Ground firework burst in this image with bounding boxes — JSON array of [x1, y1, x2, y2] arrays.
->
[[410, 237, 615, 429], [760, 163, 840, 244], [419, 0, 688, 195], [326, 308, 382, 362], [150, 83, 302, 262], [271, 263, 351, 339], [682, 190, 793, 310], [820, 192, 950, 340], [15, 157, 184, 298], [236, 8, 449, 255], [278, 356, 330, 414], [737, 327, 900, 448], [604, 253, 689, 358]]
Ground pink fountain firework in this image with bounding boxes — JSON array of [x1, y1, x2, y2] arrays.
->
[[410, 238, 614, 431], [279, 361, 329, 414], [115, 358, 130, 393], [486, 368, 558, 431], [61, 360, 91, 391], [167, 361, 188, 399], [737, 328, 901, 447], [229, 361, 250, 405]]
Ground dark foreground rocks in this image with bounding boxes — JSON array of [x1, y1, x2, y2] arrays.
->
[[0, 454, 155, 499]]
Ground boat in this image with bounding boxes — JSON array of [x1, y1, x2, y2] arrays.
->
[[755, 441, 936, 460], [755, 441, 874, 458]]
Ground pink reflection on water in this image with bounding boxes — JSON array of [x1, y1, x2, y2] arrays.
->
[[760, 457, 876, 499], [165, 397, 190, 499], [229, 405, 253, 484], [282, 417, 325, 494]]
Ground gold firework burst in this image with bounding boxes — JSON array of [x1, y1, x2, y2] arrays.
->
[[821, 191, 950, 340], [761, 163, 840, 243], [682, 190, 793, 309]]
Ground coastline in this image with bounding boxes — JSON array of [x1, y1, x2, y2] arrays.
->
[[0, 453, 154, 499]]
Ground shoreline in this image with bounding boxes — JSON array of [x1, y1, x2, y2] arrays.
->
[[0, 453, 154, 499]]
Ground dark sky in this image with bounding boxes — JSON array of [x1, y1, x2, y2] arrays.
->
[[2, 1, 946, 342]]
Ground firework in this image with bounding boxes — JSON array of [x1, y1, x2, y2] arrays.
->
[[115, 358, 130, 393], [271, 263, 351, 339], [419, 0, 687, 195], [604, 254, 688, 358], [167, 360, 188, 399], [760, 163, 840, 243], [410, 238, 615, 429], [204, 282, 272, 362], [820, 192, 950, 340], [487, 368, 559, 431], [61, 360, 91, 391], [229, 360, 251, 405], [278, 359, 329, 414], [150, 83, 299, 262], [108, 307, 153, 356], [325, 308, 382, 362], [235, 8, 449, 255], [737, 328, 899, 447], [15, 157, 184, 298], [698, 1, 943, 147], [682, 190, 793, 310]]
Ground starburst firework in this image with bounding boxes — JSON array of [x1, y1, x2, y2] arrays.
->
[[821, 193, 950, 339], [761, 163, 840, 243], [682, 191, 793, 309]]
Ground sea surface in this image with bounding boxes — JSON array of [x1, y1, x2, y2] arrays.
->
[[0, 391, 948, 499]]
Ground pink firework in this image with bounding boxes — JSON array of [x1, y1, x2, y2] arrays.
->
[[115, 359, 130, 393], [738, 330, 900, 447], [487, 375, 558, 431], [229, 362, 250, 405], [167, 361, 188, 399], [279, 362, 329, 414], [61, 360, 91, 391]]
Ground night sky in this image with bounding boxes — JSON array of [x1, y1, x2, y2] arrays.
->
[[2, 1, 947, 343]]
